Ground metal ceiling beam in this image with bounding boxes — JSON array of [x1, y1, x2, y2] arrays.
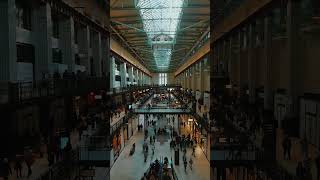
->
[[113, 20, 208, 31], [177, 18, 209, 32], [110, 26, 147, 66], [113, 18, 208, 25], [111, 20, 145, 33], [178, 26, 210, 67], [110, 0, 121, 8], [111, 4, 209, 11], [111, 13, 209, 19]]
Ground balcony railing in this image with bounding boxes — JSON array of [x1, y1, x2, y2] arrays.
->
[[0, 80, 182, 104], [1, 78, 109, 104]]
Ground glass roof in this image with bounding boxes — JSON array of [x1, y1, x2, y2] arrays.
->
[[136, 0, 185, 71]]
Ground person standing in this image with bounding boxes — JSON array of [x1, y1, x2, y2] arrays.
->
[[141, 173, 147, 180], [26, 159, 33, 178], [14, 158, 22, 178], [301, 136, 309, 159], [2, 158, 10, 180], [24, 148, 33, 178], [304, 157, 312, 180], [282, 135, 291, 160], [48, 151, 55, 167], [296, 161, 306, 180], [316, 155, 320, 180]]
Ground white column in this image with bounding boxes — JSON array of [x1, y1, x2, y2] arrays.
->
[[287, 0, 300, 115], [133, 69, 135, 85], [0, 0, 17, 81], [264, 16, 272, 110], [141, 73, 145, 85], [78, 26, 90, 74], [200, 61, 204, 92], [60, 17, 75, 72], [185, 70, 188, 89], [228, 37, 233, 82], [34, 3, 52, 80], [110, 56, 116, 89], [195, 63, 201, 91], [238, 30, 242, 94], [141, 72, 143, 85], [139, 71, 142, 86], [248, 24, 255, 104], [203, 58, 210, 92], [136, 69, 139, 85], [120, 62, 127, 87], [92, 32, 102, 76], [128, 66, 133, 85], [101, 36, 108, 76]]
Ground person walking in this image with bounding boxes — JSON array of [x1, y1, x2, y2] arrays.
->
[[152, 144, 155, 155], [192, 145, 196, 157], [189, 158, 193, 171], [183, 156, 188, 172], [144, 149, 148, 162], [183, 148, 187, 156]]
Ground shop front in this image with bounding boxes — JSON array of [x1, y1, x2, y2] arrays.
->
[[111, 129, 122, 163], [193, 120, 210, 160], [110, 116, 124, 165]]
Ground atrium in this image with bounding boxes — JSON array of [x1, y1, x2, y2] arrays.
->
[[0, 0, 320, 180]]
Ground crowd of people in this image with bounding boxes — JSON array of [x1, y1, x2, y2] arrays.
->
[[134, 91, 155, 107], [0, 106, 106, 180], [210, 94, 266, 150]]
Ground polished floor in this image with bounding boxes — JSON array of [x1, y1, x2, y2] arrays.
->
[[110, 114, 210, 180]]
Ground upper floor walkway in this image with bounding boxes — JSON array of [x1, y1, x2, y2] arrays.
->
[[133, 108, 191, 114], [0, 79, 181, 105]]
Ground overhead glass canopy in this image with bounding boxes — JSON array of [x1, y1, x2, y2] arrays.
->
[[136, 0, 185, 71]]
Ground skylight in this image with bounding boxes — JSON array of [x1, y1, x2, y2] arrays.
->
[[136, 0, 185, 71]]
